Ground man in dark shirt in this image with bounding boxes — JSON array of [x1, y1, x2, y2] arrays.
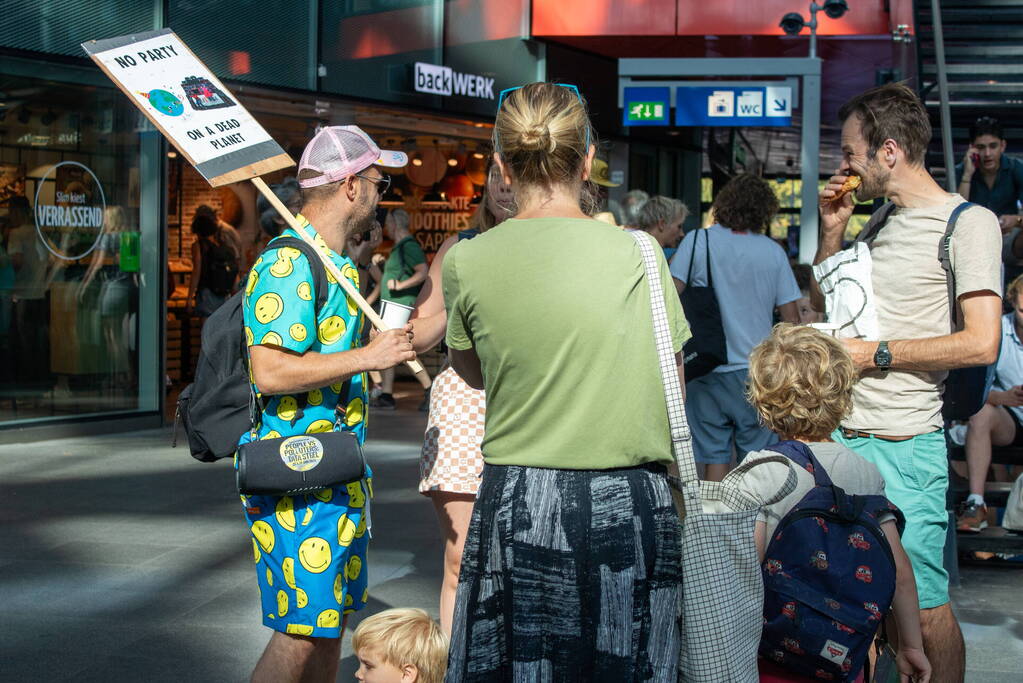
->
[[956, 117, 1023, 273]]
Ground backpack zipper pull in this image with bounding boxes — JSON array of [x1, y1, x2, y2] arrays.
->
[[172, 406, 181, 448]]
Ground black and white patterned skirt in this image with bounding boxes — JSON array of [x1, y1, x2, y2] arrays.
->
[[445, 462, 683, 682]]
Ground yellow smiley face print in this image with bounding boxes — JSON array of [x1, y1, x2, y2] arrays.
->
[[289, 323, 307, 343], [297, 281, 312, 301], [266, 567, 274, 586], [345, 555, 363, 581], [245, 269, 259, 296], [354, 512, 367, 539], [311, 488, 333, 503], [286, 623, 313, 636], [296, 587, 308, 608], [275, 496, 296, 532], [251, 520, 275, 553], [306, 419, 333, 434], [254, 292, 284, 324], [344, 397, 364, 427], [337, 514, 356, 546], [260, 430, 282, 441], [333, 574, 344, 604], [269, 247, 301, 278], [301, 507, 314, 526], [252, 538, 261, 563], [244, 326, 254, 347], [330, 381, 343, 393], [298, 537, 332, 573], [277, 395, 298, 422], [307, 389, 323, 406], [317, 316, 346, 345], [261, 331, 283, 346], [283, 557, 296, 589], [276, 589, 289, 617], [317, 609, 340, 629], [346, 481, 366, 508]]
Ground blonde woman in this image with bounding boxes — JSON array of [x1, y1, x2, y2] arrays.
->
[[442, 83, 688, 680], [411, 162, 512, 635]]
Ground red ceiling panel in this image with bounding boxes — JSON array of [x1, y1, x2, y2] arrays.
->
[[532, 0, 678, 37]]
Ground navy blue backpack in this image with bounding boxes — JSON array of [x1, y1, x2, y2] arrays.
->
[[759, 440, 905, 681]]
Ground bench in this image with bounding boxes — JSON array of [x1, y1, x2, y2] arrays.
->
[[947, 445, 1023, 561]]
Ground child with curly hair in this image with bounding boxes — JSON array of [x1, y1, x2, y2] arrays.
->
[[739, 324, 931, 683]]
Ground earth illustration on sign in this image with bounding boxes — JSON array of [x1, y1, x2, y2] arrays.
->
[[137, 89, 184, 116]]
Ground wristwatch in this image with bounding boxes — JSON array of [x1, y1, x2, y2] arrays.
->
[[873, 341, 892, 369]]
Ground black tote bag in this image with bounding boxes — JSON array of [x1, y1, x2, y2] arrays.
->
[[678, 229, 727, 381]]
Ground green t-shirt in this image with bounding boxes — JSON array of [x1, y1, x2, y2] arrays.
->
[[443, 217, 691, 469], [381, 236, 426, 306]]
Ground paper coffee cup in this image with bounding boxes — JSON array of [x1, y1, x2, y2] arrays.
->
[[379, 300, 414, 330], [807, 322, 843, 337]]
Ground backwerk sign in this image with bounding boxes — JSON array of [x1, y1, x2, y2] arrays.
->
[[414, 62, 495, 99], [82, 28, 293, 186]]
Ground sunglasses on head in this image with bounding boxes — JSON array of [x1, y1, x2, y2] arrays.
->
[[495, 83, 590, 153]]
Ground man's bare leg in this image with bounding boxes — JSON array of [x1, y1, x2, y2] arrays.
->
[[920, 603, 965, 683], [703, 463, 729, 482], [252, 632, 315, 683], [299, 633, 343, 683]]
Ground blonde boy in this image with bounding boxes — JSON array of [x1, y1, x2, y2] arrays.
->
[[352, 608, 447, 683], [740, 324, 931, 682]]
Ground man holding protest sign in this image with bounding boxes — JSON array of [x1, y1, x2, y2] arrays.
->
[[241, 126, 414, 682]]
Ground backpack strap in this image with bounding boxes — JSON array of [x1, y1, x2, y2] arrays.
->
[[766, 439, 835, 488], [265, 236, 329, 313], [857, 202, 899, 245], [938, 202, 977, 331]]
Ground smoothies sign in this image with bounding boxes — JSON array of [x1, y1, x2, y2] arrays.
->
[[82, 29, 293, 186]]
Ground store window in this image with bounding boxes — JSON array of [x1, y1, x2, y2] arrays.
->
[[0, 68, 161, 426]]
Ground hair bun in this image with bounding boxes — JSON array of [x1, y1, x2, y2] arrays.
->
[[519, 123, 555, 152]]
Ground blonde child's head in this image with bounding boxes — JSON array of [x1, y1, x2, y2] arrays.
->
[[352, 608, 448, 683], [747, 323, 857, 441]]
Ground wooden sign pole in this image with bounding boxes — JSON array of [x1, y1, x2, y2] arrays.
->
[[251, 177, 427, 379]]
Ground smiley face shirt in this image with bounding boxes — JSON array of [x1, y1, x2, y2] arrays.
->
[[239, 217, 368, 446]]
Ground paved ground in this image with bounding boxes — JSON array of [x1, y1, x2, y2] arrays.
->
[[2, 388, 1021, 681]]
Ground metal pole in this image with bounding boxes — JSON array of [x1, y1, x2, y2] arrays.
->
[[800, 65, 822, 264], [931, 0, 956, 191]]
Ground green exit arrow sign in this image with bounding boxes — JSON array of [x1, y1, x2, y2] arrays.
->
[[623, 87, 670, 127]]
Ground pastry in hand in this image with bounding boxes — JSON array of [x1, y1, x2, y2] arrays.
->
[[832, 174, 861, 201]]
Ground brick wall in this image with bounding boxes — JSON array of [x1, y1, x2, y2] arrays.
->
[[168, 163, 223, 260]]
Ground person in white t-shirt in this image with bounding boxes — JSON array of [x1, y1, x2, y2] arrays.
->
[[954, 274, 1023, 532], [811, 82, 1002, 682], [669, 173, 801, 481]]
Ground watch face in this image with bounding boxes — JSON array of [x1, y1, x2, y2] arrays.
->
[[875, 343, 892, 368]]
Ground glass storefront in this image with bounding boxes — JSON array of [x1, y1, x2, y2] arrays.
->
[[0, 60, 163, 429]]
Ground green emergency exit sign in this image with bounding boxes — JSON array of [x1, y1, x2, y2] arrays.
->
[[628, 103, 665, 121]]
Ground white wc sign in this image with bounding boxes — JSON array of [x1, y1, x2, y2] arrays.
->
[[83, 28, 293, 186]]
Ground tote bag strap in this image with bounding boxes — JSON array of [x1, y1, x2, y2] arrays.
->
[[631, 230, 701, 487]]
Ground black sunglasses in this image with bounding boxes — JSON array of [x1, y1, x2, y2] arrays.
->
[[354, 173, 391, 196]]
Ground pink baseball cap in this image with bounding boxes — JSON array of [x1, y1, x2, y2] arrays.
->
[[298, 125, 408, 188]]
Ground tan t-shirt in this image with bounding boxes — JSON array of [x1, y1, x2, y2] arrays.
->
[[847, 194, 1001, 435]]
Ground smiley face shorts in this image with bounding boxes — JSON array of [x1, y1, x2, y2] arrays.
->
[[242, 476, 372, 638]]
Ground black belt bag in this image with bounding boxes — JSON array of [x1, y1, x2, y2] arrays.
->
[[236, 430, 367, 496]]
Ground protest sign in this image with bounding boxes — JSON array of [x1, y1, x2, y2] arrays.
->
[[82, 28, 293, 186], [83, 28, 427, 378]]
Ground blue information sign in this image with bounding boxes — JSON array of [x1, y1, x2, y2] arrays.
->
[[674, 86, 792, 127], [622, 87, 670, 127]]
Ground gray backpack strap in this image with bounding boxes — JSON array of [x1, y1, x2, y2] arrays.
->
[[858, 201, 898, 245], [938, 202, 977, 331]]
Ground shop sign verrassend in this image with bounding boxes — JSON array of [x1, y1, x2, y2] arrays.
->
[[33, 161, 107, 260]]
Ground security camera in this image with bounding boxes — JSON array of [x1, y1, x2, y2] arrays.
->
[[822, 0, 849, 19], [780, 12, 806, 35]]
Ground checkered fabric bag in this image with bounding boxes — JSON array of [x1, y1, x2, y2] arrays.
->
[[631, 231, 796, 682]]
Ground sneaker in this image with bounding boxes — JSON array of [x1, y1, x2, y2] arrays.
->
[[418, 387, 431, 413], [368, 386, 383, 402], [957, 501, 988, 533], [370, 392, 396, 410]]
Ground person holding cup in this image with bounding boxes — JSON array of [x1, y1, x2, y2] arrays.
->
[[372, 208, 428, 409]]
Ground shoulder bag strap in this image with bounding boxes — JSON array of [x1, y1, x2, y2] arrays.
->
[[938, 201, 977, 331], [630, 230, 700, 486], [684, 227, 699, 284], [702, 228, 714, 288], [858, 201, 898, 245]]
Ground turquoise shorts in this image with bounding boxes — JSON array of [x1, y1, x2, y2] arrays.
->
[[242, 476, 372, 638], [832, 429, 949, 609]]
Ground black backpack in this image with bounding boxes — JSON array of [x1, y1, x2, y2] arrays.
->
[[860, 201, 996, 421], [678, 229, 727, 380], [175, 237, 329, 462]]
